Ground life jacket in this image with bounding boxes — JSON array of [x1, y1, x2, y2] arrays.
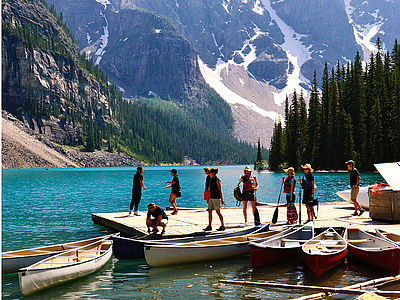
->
[[284, 177, 295, 193], [243, 175, 257, 191]]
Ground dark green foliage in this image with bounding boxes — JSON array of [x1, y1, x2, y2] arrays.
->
[[254, 138, 266, 170], [269, 40, 400, 171]]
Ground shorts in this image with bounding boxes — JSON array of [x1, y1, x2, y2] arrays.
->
[[243, 190, 256, 202], [351, 186, 359, 200], [171, 191, 181, 198], [148, 219, 168, 226], [302, 189, 312, 205], [286, 194, 296, 203], [208, 198, 222, 210]]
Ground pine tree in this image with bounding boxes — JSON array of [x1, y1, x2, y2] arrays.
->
[[254, 138, 266, 170], [268, 119, 283, 170]]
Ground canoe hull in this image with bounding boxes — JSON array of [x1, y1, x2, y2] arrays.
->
[[112, 223, 270, 260], [347, 244, 400, 274], [336, 186, 369, 209], [18, 246, 112, 295], [251, 246, 301, 269], [145, 242, 251, 267], [303, 248, 347, 277], [2, 253, 57, 274]]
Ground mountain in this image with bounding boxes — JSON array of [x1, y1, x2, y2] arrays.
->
[[2, 0, 256, 167], [47, 0, 399, 147]]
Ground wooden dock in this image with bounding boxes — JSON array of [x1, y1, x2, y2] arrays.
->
[[92, 201, 400, 237]]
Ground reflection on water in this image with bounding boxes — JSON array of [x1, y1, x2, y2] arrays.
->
[[1, 166, 386, 298]]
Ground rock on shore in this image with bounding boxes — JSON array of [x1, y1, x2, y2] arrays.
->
[[2, 113, 143, 169]]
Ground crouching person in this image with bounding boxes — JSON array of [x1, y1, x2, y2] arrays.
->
[[146, 203, 168, 235]]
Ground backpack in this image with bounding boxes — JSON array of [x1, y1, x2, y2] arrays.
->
[[234, 183, 243, 202]]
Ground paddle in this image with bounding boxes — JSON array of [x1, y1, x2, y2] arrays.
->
[[298, 176, 302, 224], [272, 179, 284, 224]]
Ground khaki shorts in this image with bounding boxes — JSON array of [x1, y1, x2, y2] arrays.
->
[[208, 198, 221, 210], [351, 186, 359, 200]]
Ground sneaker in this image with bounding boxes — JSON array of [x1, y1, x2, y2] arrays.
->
[[134, 211, 140, 216], [203, 225, 212, 231], [171, 210, 178, 215], [351, 212, 358, 216], [152, 228, 159, 234], [359, 210, 365, 216], [217, 226, 226, 231]]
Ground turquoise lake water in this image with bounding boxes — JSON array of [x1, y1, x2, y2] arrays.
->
[[2, 165, 388, 299]]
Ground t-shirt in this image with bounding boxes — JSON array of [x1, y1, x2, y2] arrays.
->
[[209, 176, 222, 199], [132, 173, 143, 192], [350, 168, 360, 186], [302, 173, 314, 190], [171, 175, 180, 193], [147, 206, 168, 220]]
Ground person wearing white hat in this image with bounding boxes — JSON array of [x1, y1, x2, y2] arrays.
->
[[239, 166, 260, 226]]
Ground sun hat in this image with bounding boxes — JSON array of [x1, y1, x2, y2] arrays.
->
[[147, 203, 155, 209], [170, 169, 178, 174], [283, 167, 295, 177], [204, 167, 211, 171], [243, 166, 252, 173], [345, 160, 355, 165], [210, 168, 219, 174], [301, 163, 314, 172]]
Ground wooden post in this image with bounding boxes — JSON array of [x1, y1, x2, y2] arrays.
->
[[218, 279, 400, 297]]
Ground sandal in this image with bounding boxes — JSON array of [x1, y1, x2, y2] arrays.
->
[[359, 210, 365, 216], [351, 212, 358, 216]]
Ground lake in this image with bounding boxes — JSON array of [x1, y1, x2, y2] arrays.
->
[[2, 165, 387, 299]]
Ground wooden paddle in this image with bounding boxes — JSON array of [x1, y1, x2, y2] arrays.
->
[[272, 179, 284, 224]]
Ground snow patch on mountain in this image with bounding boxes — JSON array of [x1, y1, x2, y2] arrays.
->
[[199, 58, 279, 122], [95, 0, 110, 10], [252, 0, 264, 15], [261, 0, 311, 106], [344, 0, 384, 61], [94, 10, 109, 65]]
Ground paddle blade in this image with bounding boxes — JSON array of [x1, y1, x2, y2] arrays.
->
[[272, 207, 279, 224]]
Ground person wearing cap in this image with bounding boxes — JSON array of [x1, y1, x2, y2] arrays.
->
[[129, 166, 146, 216], [283, 167, 298, 224], [300, 164, 316, 223], [345, 160, 364, 216], [239, 166, 260, 226], [204, 167, 211, 202], [166, 169, 181, 215], [146, 203, 168, 234], [203, 168, 225, 231]]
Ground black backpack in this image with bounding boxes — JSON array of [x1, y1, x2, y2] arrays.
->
[[234, 183, 243, 205]]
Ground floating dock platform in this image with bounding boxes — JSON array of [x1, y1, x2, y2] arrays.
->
[[92, 202, 400, 237]]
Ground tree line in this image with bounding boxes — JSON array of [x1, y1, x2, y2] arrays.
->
[[269, 39, 400, 171]]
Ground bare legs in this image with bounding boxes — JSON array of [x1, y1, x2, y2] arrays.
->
[[208, 209, 224, 227], [306, 205, 314, 222], [169, 193, 177, 212], [242, 200, 257, 225]]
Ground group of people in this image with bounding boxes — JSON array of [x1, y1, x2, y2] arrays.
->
[[129, 159, 364, 234]]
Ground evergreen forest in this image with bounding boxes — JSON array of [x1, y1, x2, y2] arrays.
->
[[269, 39, 400, 171]]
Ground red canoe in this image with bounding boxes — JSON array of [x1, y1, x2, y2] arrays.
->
[[345, 227, 400, 274], [250, 224, 314, 269], [302, 228, 347, 277]]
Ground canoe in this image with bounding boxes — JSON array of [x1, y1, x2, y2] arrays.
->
[[302, 228, 347, 277], [250, 224, 314, 269], [18, 237, 113, 295], [144, 228, 287, 267], [111, 223, 270, 260], [344, 227, 400, 274], [336, 186, 369, 209], [375, 229, 400, 244], [2, 235, 112, 274]]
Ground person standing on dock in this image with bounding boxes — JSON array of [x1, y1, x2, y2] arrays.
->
[[204, 167, 211, 202], [345, 160, 365, 216], [203, 168, 225, 231], [300, 164, 316, 223], [239, 166, 260, 226], [166, 169, 181, 215], [129, 166, 146, 216], [283, 167, 298, 224], [146, 203, 168, 234]]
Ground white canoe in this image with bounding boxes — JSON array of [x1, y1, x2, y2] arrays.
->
[[18, 238, 112, 295], [336, 186, 369, 209], [144, 229, 290, 267], [2, 235, 112, 274]]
